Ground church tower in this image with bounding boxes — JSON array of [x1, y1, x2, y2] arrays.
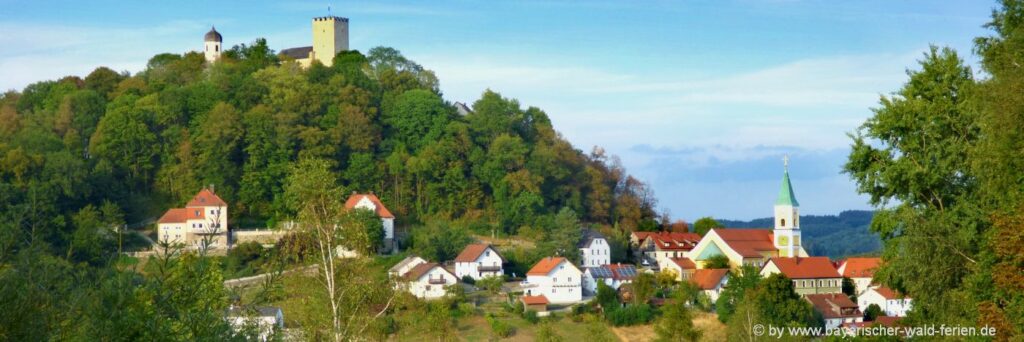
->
[[311, 16, 349, 66], [204, 26, 222, 63], [773, 155, 801, 257]]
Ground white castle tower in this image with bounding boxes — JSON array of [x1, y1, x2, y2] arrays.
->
[[204, 26, 222, 63], [311, 16, 349, 66], [773, 155, 802, 257]]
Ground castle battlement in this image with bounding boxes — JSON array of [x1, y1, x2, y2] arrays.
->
[[314, 16, 349, 22]]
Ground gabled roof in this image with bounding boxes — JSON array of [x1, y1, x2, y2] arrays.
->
[[766, 257, 840, 279], [691, 269, 729, 290], [631, 231, 656, 241], [648, 232, 701, 251], [873, 286, 908, 300], [280, 46, 313, 59], [389, 256, 426, 274], [186, 188, 227, 207], [158, 208, 205, 224], [577, 229, 607, 248], [402, 262, 452, 281], [521, 295, 549, 305], [344, 193, 395, 218], [667, 257, 696, 270], [712, 229, 777, 257], [805, 293, 860, 319], [454, 244, 503, 263], [527, 257, 576, 276], [841, 257, 881, 278]]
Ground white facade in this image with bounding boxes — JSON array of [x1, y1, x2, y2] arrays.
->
[[389, 256, 426, 277], [858, 287, 913, 317], [406, 266, 458, 299], [225, 307, 283, 342], [701, 274, 729, 302], [579, 237, 611, 267], [454, 246, 503, 280], [351, 196, 394, 240], [582, 267, 634, 295], [204, 40, 221, 62], [524, 259, 583, 304]]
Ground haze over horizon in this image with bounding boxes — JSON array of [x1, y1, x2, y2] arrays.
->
[[0, 0, 992, 220]]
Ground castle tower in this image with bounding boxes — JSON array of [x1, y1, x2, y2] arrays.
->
[[204, 26, 222, 63], [311, 16, 349, 66], [773, 155, 801, 257]]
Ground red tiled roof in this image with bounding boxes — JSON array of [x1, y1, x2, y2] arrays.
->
[[528, 257, 573, 276], [691, 268, 729, 290], [521, 295, 549, 305], [631, 231, 656, 240], [607, 264, 638, 281], [454, 244, 503, 263], [158, 208, 206, 224], [873, 286, 908, 300], [344, 193, 394, 218], [841, 257, 881, 278], [667, 257, 696, 270], [805, 293, 861, 319], [186, 188, 227, 207], [648, 232, 701, 251], [766, 257, 840, 279], [873, 316, 902, 327], [712, 229, 777, 257]]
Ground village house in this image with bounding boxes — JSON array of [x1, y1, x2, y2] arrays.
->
[[659, 257, 697, 282], [400, 262, 458, 299], [858, 286, 913, 317], [454, 243, 504, 280], [760, 257, 843, 296], [837, 257, 881, 295], [523, 257, 583, 304], [690, 268, 730, 302], [582, 263, 637, 295], [224, 305, 284, 342], [688, 161, 809, 268], [805, 293, 863, 330], [578, 229, 611, 267], [521, 295, 550, 314], [389, 255, 427, 278], [638, 231, 701, 267], [157, 188, 229, 250], [344, 192, 396, 252], [629, 231, 656, 248]]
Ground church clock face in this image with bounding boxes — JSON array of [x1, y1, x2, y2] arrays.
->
[[778, 235, 789, 246]]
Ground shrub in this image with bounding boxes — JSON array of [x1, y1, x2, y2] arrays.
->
[[523, 309, 540, 324], [462, 275, 476, 285], [476, 275, 504, 294], [605, 304, 654, 326], [487, 314, 515, 338]]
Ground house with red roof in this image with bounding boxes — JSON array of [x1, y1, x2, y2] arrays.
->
[[637, 231, 701, 267], [523, 257, 582, 304], [399, 262, 458, 299], [582, 263, 637, 295], [806, 293, 863, 330], [688, 162, 809, 268], [760, 256, 843, 296], [157, 188, 229, 249], [689, 268, 730, 301], [344, 192, 396, 251], [837, 257, 881, 295], [659, 257, 697, 282], [858, 286, 912, 317], [454, 244, 504, 280]]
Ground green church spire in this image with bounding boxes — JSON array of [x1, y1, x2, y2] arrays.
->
[[776, 155, 799, 206]]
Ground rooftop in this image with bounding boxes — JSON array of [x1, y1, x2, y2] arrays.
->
[[766, 257, 840, 279]]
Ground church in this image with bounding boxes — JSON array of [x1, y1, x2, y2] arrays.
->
[[687, 157, 810, 268], [202, 15, 350, 67]]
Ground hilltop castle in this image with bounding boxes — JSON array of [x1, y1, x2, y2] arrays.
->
[[203, 15, 350, 67]]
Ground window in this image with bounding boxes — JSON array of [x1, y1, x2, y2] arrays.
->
[[215, 45, 219, 52], [781, 218, 786, 227], [485, 251, 490, 257]]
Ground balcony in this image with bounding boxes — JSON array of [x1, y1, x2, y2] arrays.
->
[[477, 265, 502, 272], [428, 277, 448, 285]]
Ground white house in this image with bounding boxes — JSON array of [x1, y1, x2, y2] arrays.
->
[[225, 306, 284, 342], [401, 262, 458, 299], [638, 232, 701, 267], [344, 192, 396, 252], [578, 229, 611, 267], [858, 286, 912, 317], [454, 244, 504, 280], [690, 268, 730, 302], [659, 257, 697, 282], [389, 255, 427, 278], [806, 293, 863, 330], [524, 257, 583, 304], [838, 257, 881, 295], [157, 188, 229, 250], [760, 257, 843, 296], [583, 263, 637, 295]]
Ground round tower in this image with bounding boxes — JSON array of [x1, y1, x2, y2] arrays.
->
[[204, 26, 222, 63]]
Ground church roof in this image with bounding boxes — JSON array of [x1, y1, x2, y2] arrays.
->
[[204, 26, 222, 42], [776, 170, 799, 206]]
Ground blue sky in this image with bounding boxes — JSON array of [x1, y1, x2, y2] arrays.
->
[[0, 1, 994, 220]]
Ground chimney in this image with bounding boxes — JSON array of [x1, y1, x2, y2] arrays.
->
[[210, 184, 215, 193]]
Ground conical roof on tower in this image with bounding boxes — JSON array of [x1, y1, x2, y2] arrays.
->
[[776, 159, 799, 207]]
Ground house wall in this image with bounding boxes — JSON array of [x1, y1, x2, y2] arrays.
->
[[852, 277, 873, 295], [760, 263, 842, 295], [455, 248, 503, 280], [703, 275, 729, 302], [408, 267, 457, 299], [390, 257, 426, 277], [525, 261, 582, 304], [580, 238, 611, 267]]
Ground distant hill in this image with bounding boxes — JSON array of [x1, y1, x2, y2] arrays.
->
[[718, 210, 881, 259]]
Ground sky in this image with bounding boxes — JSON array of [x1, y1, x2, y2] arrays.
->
[[0, 0, 996, 220]]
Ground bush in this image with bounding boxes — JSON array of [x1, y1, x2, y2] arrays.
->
[[476, 275, 504, 294], [523, 309, 540, 324], [487, 314, 515, 338], [462, 275, 476, 285], [605, 304, 654, 326]]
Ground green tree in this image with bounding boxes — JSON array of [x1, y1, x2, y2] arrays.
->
[[654, 290, 702, 342], [752, 274, 819, 327], [632, 272, 657, 305], [841, 277, 857, 302], [716, 265, 761, 323], [703, 254, 731, 269], [692, 216, 720, 236], [864, 304, 883, 321]]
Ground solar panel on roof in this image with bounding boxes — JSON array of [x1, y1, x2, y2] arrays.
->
[[590, 266, 613, 278], [618, 267, 637, 278]]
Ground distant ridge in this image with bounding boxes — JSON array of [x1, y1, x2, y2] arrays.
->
[[718, 210, 880, 259]]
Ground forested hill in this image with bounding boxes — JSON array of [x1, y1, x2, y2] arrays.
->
[[718, 210, 880, 259], [0, 40, 663, 254]]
